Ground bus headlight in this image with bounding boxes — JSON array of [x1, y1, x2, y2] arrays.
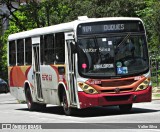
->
[[78, 82, 98, 94], [135, 78, 150, 91]]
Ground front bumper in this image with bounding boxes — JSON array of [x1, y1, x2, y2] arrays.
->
[[78, 86, 152, 109]]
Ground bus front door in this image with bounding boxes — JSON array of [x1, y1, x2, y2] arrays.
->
[[65, 32, 79, 108], [32, 37, 43, 101]]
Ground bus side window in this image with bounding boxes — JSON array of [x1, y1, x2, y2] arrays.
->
[[44, 34, 54, 64], [55, 32, 65, 64], [25, 38, 32, 65], [9, 41, 16, 66], [17, 39, 24, 65]]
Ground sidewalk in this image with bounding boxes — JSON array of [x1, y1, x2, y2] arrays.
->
[[152, 93, 160, 100], [152, 86, 160, 100]]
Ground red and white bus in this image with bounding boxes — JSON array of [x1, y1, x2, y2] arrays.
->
[[8, 16, 151, 115]]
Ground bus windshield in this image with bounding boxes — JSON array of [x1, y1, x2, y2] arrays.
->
[[77, 34, 149, 78]]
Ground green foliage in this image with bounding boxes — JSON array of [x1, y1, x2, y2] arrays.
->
[[63, 0, 147, 19], [136, 0, 160, 50], [1, 0, 160, 80], [0, 36, 7, 81]]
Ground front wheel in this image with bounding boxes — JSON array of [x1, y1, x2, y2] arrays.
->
[[62, 91, 73, 116], [119, 104, 132, 113]]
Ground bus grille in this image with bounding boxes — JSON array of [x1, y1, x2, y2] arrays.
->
[[100, 88, 133, 93], [105, 95, 131, 101]]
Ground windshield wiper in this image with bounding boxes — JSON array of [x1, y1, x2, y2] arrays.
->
[[117, 33, 131, 49]]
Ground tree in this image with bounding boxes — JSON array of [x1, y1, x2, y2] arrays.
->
[[0, 0, 72, 80], [2, 0, 71, 30], [0, 0, 28, 31], [0, 0, 23, 80], [137, 0, 160, 51], [0, 0, 160, 81]]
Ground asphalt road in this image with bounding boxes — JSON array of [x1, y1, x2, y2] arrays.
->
[[0, 93, 160, 131]]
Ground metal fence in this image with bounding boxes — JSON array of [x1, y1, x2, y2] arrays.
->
[[150, 51, 160, 87]]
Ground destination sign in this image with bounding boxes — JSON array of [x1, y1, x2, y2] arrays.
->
[[77, 20, 144, 35]]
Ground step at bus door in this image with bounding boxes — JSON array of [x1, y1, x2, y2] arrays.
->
[[32, 37, 43, 101], [65, 32, 79, 108]]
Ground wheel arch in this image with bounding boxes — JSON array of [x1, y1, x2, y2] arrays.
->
[[58, 82, 70, 106], [24, 81, 36, 102], [24, 81, 31, 93]]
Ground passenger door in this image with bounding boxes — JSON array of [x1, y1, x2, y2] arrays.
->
[[65, 32, 79, 107], [32, 37, 43, 101]]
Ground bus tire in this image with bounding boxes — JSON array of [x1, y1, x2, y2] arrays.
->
[[25, 87, 37, 111], [119, 104, 132, 113], [62, 90, 72, 116]]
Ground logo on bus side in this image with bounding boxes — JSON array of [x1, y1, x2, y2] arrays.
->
[[42, 74, 52, 81], [82, 47, 111, 53]]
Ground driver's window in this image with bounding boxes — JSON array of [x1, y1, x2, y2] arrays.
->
[[132, 37, 144, 58]]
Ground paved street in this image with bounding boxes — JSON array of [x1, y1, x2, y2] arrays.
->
[[0, 93, 160, 131]]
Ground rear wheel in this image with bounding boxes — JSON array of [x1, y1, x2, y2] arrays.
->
[[25, 88, 46, 111], [62, 90, 73, 116], [119, 104, 132, 113], [25, 88, 38, 111]]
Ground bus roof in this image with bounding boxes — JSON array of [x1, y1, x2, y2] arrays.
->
[[8, 17, 142, 41]]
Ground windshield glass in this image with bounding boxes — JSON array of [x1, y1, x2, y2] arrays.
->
[[77, 34, 149, 78]]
